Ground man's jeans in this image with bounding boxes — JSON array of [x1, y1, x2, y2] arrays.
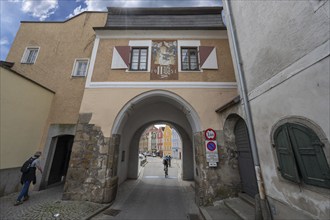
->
[[17, 180, 31, 201]]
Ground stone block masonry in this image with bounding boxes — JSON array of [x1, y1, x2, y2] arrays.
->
[[63, 113, 119, 204], [194, 130, 241, 206]]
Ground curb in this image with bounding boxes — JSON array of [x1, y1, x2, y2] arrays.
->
[[199, 207, 212, 220], [83, 202, 113, 220]]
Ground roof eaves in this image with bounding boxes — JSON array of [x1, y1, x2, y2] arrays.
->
[[94, 26, 226, 30], [215, 95, 241, 113], [0, 62, 55, 94], [107, 7, 223, 15]]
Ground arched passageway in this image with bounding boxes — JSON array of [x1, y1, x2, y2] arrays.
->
[[111, 90, 201, 185]]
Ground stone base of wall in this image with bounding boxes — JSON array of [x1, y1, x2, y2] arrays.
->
[[0, 167, 22, 197], [267, 196, 317, 220], [62, 113, 120, 204], [194, 130, 241, 206]]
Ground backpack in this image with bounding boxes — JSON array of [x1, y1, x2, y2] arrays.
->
[[163, 159, 168, 166], [20, 157, 36, 173]]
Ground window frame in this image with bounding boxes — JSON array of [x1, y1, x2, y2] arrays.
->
[[71, 58, 89, 77], [177, 40, 202, 73], [129, 47, 148, 71], [21, 46, 40, 64], [127, 40, 152, 72], [181, 47, 200, 71]]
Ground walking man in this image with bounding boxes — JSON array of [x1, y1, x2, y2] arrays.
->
[[14, 151, 43, 206]]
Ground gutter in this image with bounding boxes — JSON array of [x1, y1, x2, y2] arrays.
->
[[223, 2, 270, 218]]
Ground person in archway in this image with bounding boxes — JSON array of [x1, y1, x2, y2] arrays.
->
[[163, 156, 169, 177], [14, 151, 43, 206]]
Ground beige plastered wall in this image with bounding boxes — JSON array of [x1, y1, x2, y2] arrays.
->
[[80, 88, 238, 136], [5, 12, 107, 151], [0, 67, 54, 169], [92, 38, 235, 82]]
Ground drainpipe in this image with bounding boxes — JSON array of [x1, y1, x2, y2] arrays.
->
[[222, 1, 270, 219]]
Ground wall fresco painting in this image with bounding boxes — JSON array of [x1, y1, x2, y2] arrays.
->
[[151, 40, 178, 80]]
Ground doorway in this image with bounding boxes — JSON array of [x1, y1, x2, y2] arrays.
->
[[234, 118, 258, 197], [48, 135, 73, 186]]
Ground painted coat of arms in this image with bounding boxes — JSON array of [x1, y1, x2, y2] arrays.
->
[[151, 40, 178, 80]]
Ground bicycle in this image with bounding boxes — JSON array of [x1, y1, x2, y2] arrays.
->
[[164, 165, 168, 177]]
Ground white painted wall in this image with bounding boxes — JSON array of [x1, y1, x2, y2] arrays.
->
[[225, 0, 330, 218]]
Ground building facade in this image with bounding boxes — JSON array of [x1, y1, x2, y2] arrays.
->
[[163, 125, 173, 157], [61, 7, 240, 204], [221, 1, 330, 219], [171, 128, 182, 159], [4, 12, 107, 191], [4, 6, 243, 206], [156, 127, 164, 156]]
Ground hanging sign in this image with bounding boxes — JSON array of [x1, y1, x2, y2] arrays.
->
[[204, 128, 216, 140]]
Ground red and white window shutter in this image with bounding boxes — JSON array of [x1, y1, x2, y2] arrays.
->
[[111, 46, 130, 69], [199, 46, 218, 70]]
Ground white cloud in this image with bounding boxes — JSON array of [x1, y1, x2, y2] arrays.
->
[[0, 37, 9, 46], [66, 5, 87, 19], [21, 0, 59, 21]]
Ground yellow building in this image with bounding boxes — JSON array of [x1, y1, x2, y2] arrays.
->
[[5, 7, 240, 204], [162, 125, 172, 157], [0, 62, 54, 196]]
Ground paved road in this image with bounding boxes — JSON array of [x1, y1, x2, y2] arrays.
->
[[93, 157, 201, 220]]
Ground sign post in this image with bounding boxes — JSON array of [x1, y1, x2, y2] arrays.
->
[[204, 128, 219, 167]]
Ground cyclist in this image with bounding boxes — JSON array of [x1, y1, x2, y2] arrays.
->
[[163, 157, 169, 177]]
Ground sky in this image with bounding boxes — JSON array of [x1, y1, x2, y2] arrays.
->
[[0, 0, 222, 61]]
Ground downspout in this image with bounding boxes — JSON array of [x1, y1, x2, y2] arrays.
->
[[222, 1, 270, 219]]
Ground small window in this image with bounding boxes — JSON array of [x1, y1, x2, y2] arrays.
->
[[181, 47, 199, 71], [130, 48, 148, 71], [72, 59, 89, 77], [274, 123, 330, 189], [21, 47, 39, 64]]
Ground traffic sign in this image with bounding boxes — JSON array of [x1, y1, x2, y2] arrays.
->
[[207, 141, 217, 151], [205, 128, 216, 140], [205, 140, 218, 153], [205, 140, 219, 163]]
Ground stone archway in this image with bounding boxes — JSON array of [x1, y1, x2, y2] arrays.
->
[[63, 90, 201, 204], [110, 90, 201, 185]]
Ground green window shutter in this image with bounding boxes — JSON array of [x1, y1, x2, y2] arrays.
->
[[274, 125, 300, 183], [288, 124, 330, 189]]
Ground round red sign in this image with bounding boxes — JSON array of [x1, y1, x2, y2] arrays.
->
[[205, 128, 216, 140]]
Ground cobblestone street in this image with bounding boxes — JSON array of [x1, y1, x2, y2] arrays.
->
[[0, 185, 109, 220]]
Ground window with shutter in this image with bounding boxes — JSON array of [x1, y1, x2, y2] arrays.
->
[[288, 124, 330, 188], [111, 46, 130, 69], [199, 46, 218, 69], [274, 123, 330, 189], [274, 125, 300, 183], [181, 47, 199, 71], [130, 47, 148, 71]]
